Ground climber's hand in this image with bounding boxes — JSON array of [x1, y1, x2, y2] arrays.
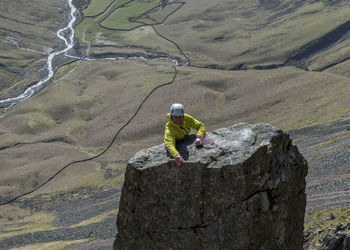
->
[[195, 138, 203, 147], [175, 156, 184, 166]]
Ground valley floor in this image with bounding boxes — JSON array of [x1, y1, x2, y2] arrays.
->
[[1, 118, 350, 249]]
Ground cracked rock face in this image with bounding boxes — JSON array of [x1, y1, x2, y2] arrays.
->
[[114, 123, 308, 250]]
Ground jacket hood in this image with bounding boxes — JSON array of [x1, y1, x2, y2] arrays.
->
[[167, 113, 174, 124], [167, 113, 181, 127]]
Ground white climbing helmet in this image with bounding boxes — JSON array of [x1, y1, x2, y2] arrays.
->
[[170, 103, 184, 116]]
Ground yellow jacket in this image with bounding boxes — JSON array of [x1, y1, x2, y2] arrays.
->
[[164, 113, 206, 158]]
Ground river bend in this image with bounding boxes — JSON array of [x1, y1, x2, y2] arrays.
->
[[0, 0, 78, 108]]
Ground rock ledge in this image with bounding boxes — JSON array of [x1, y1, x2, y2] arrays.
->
[[114, 123, 308, 250]]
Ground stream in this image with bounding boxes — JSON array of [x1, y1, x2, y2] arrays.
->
[[1, 0, 348, 109], [0, 0, 184, 110], [0, 0, 79, 108]]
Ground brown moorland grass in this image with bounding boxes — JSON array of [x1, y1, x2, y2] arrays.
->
[[0, 71, 42, 101], [1, 0, 350, 247], [0, 60, 176, 199], [83, 0, 114, 17], [325, 57, 350, 78], [304, 33, 350, 71], [1, 59, 350, 199], [156, 0, 350, 69], [0, 0, 66, 94]]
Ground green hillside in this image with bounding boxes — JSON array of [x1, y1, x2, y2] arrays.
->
[[0, 0, 66, 99], [1, 0, 350, 248]]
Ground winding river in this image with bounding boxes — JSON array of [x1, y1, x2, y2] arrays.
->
[[0, 0, 184, 109], [3, 0, 342, 110], [0, 0, 79, 108]]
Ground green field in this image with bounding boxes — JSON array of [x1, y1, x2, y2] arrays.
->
[[100, 0, 159, 30], [83, 0, 114, 16], [75, 0, 186, 60], [136, 2, 183, 24]]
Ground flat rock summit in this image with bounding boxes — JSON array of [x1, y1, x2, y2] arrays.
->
[[114, 123, 308, 249]]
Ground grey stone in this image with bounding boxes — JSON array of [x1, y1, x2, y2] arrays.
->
[[321, 233, 350, 250], [327, 233, 345, 250], [323, 234, 332, 246], [114, 123, 308, 250], [344, 235, 350, 249], [335, 224, 345, 233], [328, 212, 336, 221]]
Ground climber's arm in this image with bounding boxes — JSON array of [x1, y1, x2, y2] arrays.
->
[[164, 127, 180, 158], [187, 114, 205, 137], [186, 114, 206, 146]]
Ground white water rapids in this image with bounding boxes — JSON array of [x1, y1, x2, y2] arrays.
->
[[0, 0, 79, 108]]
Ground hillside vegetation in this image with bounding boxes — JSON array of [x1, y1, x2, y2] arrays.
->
[[1, 0, 350, 248], [157, 0, 350, 70], [0, 0, 66, 99]]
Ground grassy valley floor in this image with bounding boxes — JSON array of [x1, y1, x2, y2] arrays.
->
[[1, 0, 350, 249]]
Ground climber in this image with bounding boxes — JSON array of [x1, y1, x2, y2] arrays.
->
[[164, 103, 206, 166]]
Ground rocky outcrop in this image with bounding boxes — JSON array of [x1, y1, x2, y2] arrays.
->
[[322, 233, 350, 250], [310, 222, 350, 250], [114, 123, 308, 249]]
